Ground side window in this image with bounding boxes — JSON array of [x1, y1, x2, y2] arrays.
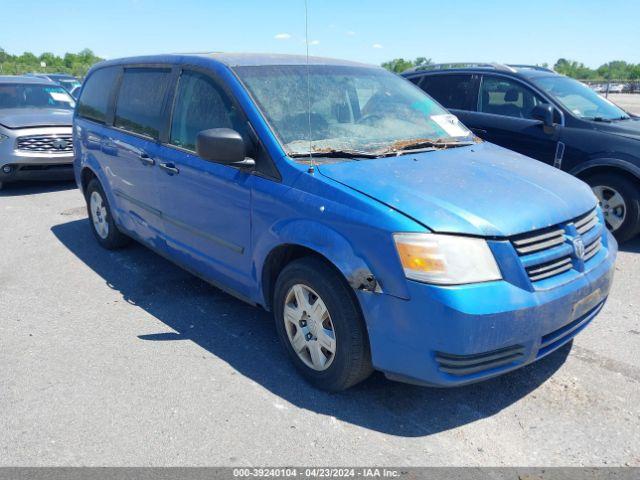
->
[[114, 68, 172, 139], [418, 74, 474, 110], [77, 67, 119, 123], [170, 71, 242, 151], [479, 76, 544, 119]]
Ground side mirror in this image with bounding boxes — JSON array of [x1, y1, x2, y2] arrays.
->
[[531, 103, 555, 128], [196, 128, 248, 165]]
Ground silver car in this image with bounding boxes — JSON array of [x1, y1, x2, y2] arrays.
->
[[0, 76, 75, 189]]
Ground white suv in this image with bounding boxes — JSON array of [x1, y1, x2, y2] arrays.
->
[[0, 76, 75, 189]]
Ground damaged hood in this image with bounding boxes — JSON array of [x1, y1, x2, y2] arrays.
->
[[318, 142, 597, 237], [0, 108, 73, 129]]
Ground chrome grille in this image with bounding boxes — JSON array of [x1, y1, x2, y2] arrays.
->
[[16, 134, 73, 153], [512, 227, 565, 254], [574, 209, 598, 235], [583, 237, 602, 261], [511, 208, 604, 284], [526, 256, 572, 282]]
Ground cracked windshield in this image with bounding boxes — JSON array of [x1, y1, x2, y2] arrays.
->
[[235, 64, 474, 159]]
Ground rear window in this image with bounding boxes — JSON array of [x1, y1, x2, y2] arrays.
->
[[114, 68, 172, 139], [77, 67, 119, 123], [418, 74, 475, 111]]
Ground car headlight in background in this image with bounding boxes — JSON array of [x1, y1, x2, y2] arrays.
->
[[0, 134, 8, 144], [393, 233, 502, 285]]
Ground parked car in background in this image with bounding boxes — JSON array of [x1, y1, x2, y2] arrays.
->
[[404, 63, 640, 241], [0, 76, 75, 189], [68, 84, 82, 100], [608, 83, 625, 94], [27, 73, 82, 99], [74, 53, 615, 391]]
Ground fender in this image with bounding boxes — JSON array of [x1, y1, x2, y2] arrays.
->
[[570, 157, 640, 181], [76, 143, 123, 226], [253, 218, 396, 309]]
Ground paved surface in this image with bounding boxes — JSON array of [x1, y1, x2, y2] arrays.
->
[[608, 93, 640, 114], [1, 182, 639, 467]]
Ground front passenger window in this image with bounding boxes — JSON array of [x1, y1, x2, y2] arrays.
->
[[170, 71, 242, 151], [479, 76, 544, 119]]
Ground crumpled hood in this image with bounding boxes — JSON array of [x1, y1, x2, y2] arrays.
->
[[318, 142, 597, 237], [0, 108, 73, 129]]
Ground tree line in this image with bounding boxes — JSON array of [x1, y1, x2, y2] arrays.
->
[[381, 56, 640, 81], [2, 48, 639, 82], [0, 48, 103, 77]]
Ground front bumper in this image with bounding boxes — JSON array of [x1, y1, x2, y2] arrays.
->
[[358, 230, 617, 387], [1, 126, 74, 183]]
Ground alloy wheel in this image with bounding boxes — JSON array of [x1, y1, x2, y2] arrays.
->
[[592, 185, 626, 232]]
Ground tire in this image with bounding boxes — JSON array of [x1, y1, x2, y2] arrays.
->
[[273, 257, 373, 391], [586, 172, 640, 243], [85, 178, 131, 249]]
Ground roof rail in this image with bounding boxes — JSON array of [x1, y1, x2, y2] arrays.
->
[[507, 64, 555, 73], [403, 62, 517, 74]]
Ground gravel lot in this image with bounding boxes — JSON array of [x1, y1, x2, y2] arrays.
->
[[1, 182, 639, 466], [608, 93, 640, 114]]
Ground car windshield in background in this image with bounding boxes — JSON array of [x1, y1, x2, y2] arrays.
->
[[533, 76, 629, 121], [234, 65, 474, 158], [0, 84, 75, 110], [58, 79, 82, 91]]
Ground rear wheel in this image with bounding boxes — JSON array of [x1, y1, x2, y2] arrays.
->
[[586, 172, 640, 243], [273, 257, 373, 391], [85, 178, 131, 249]]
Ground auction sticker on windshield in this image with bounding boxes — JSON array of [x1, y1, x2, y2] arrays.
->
[[431, 114, 469, 137]]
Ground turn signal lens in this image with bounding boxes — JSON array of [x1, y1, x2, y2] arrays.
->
[[393, 233, 502, 285]]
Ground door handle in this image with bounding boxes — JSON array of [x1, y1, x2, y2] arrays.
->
[[159, 162, 179, 175], [138, 152, 155, 166]]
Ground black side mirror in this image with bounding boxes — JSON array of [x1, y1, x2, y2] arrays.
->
[[196, 128, 248, 165], [531, 103, 555, 128]]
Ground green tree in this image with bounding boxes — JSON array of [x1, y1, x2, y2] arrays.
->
[[381, 58, 415, 73], [381, 57, 432, 73], [0, 47, 103, 76]]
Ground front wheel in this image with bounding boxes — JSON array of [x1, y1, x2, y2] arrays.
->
[[587, 173, 640, 243], [273, 257, 373, 391]]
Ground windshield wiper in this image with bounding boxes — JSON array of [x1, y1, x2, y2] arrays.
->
[[288, 149, 380, 159], [377, 138, 475, 155], [588, 116, 612, 123]]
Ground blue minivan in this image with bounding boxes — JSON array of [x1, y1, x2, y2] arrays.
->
[[73, 53, 617, 391]]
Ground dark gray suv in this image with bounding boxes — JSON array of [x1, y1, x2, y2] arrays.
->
[[404, 63, 640, 242]]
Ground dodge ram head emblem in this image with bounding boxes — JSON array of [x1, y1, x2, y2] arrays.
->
[[572, 237, 585, 260]]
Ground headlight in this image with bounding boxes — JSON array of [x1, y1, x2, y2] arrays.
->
[[393, 233, 502, 285], [0, 134, 8, 144]]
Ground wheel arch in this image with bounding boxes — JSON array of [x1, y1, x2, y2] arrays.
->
[[570, 158, 640, 185], [256, 221, 383, 312], [80, 166, 98, 194]]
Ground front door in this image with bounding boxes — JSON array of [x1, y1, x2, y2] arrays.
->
[[155, 69, 253, 295], [463, 75, 559, 164]]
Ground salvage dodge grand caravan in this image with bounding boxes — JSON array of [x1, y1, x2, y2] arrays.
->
[[73, 54, 617, 391]]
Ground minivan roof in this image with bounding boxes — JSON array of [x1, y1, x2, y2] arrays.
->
[[94, 52, 376, 69]]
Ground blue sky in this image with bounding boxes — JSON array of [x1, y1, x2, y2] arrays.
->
[[1, 0, 638, 67]]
